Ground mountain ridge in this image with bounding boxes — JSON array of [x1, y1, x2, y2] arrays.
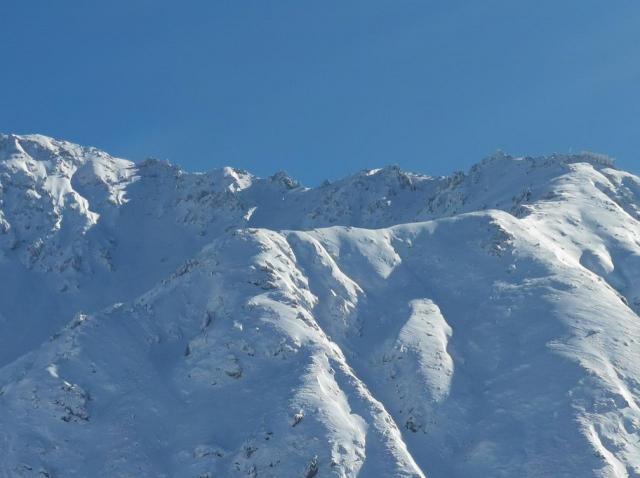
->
[[1, 134, 640, 477]]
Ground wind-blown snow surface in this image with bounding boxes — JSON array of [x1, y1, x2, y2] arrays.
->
[[1, 134, 640, 477]]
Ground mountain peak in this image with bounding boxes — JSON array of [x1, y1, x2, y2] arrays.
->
[[269, 170, 300, 190], [0, 133, 111, 165]]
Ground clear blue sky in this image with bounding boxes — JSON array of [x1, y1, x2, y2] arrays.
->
[[1, 1, 639, 184]]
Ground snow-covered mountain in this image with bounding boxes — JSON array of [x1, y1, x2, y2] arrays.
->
[[1, 133, 640, 477]]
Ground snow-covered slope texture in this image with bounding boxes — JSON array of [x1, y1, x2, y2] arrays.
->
[[1, 134, 640, 477]]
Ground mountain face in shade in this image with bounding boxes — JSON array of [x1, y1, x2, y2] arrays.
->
[[1, 133, 640, 478]]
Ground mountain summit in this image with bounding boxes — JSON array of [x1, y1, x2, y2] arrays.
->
[[1, 134, 640, 477]]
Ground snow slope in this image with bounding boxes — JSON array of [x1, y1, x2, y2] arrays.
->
[[1, 134, 640, 477]]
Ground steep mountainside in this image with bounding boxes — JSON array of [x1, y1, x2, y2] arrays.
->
[[1, 134, 640, 477]]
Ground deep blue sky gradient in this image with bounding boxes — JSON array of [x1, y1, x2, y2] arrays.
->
[[1, 1, 639, 184]]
